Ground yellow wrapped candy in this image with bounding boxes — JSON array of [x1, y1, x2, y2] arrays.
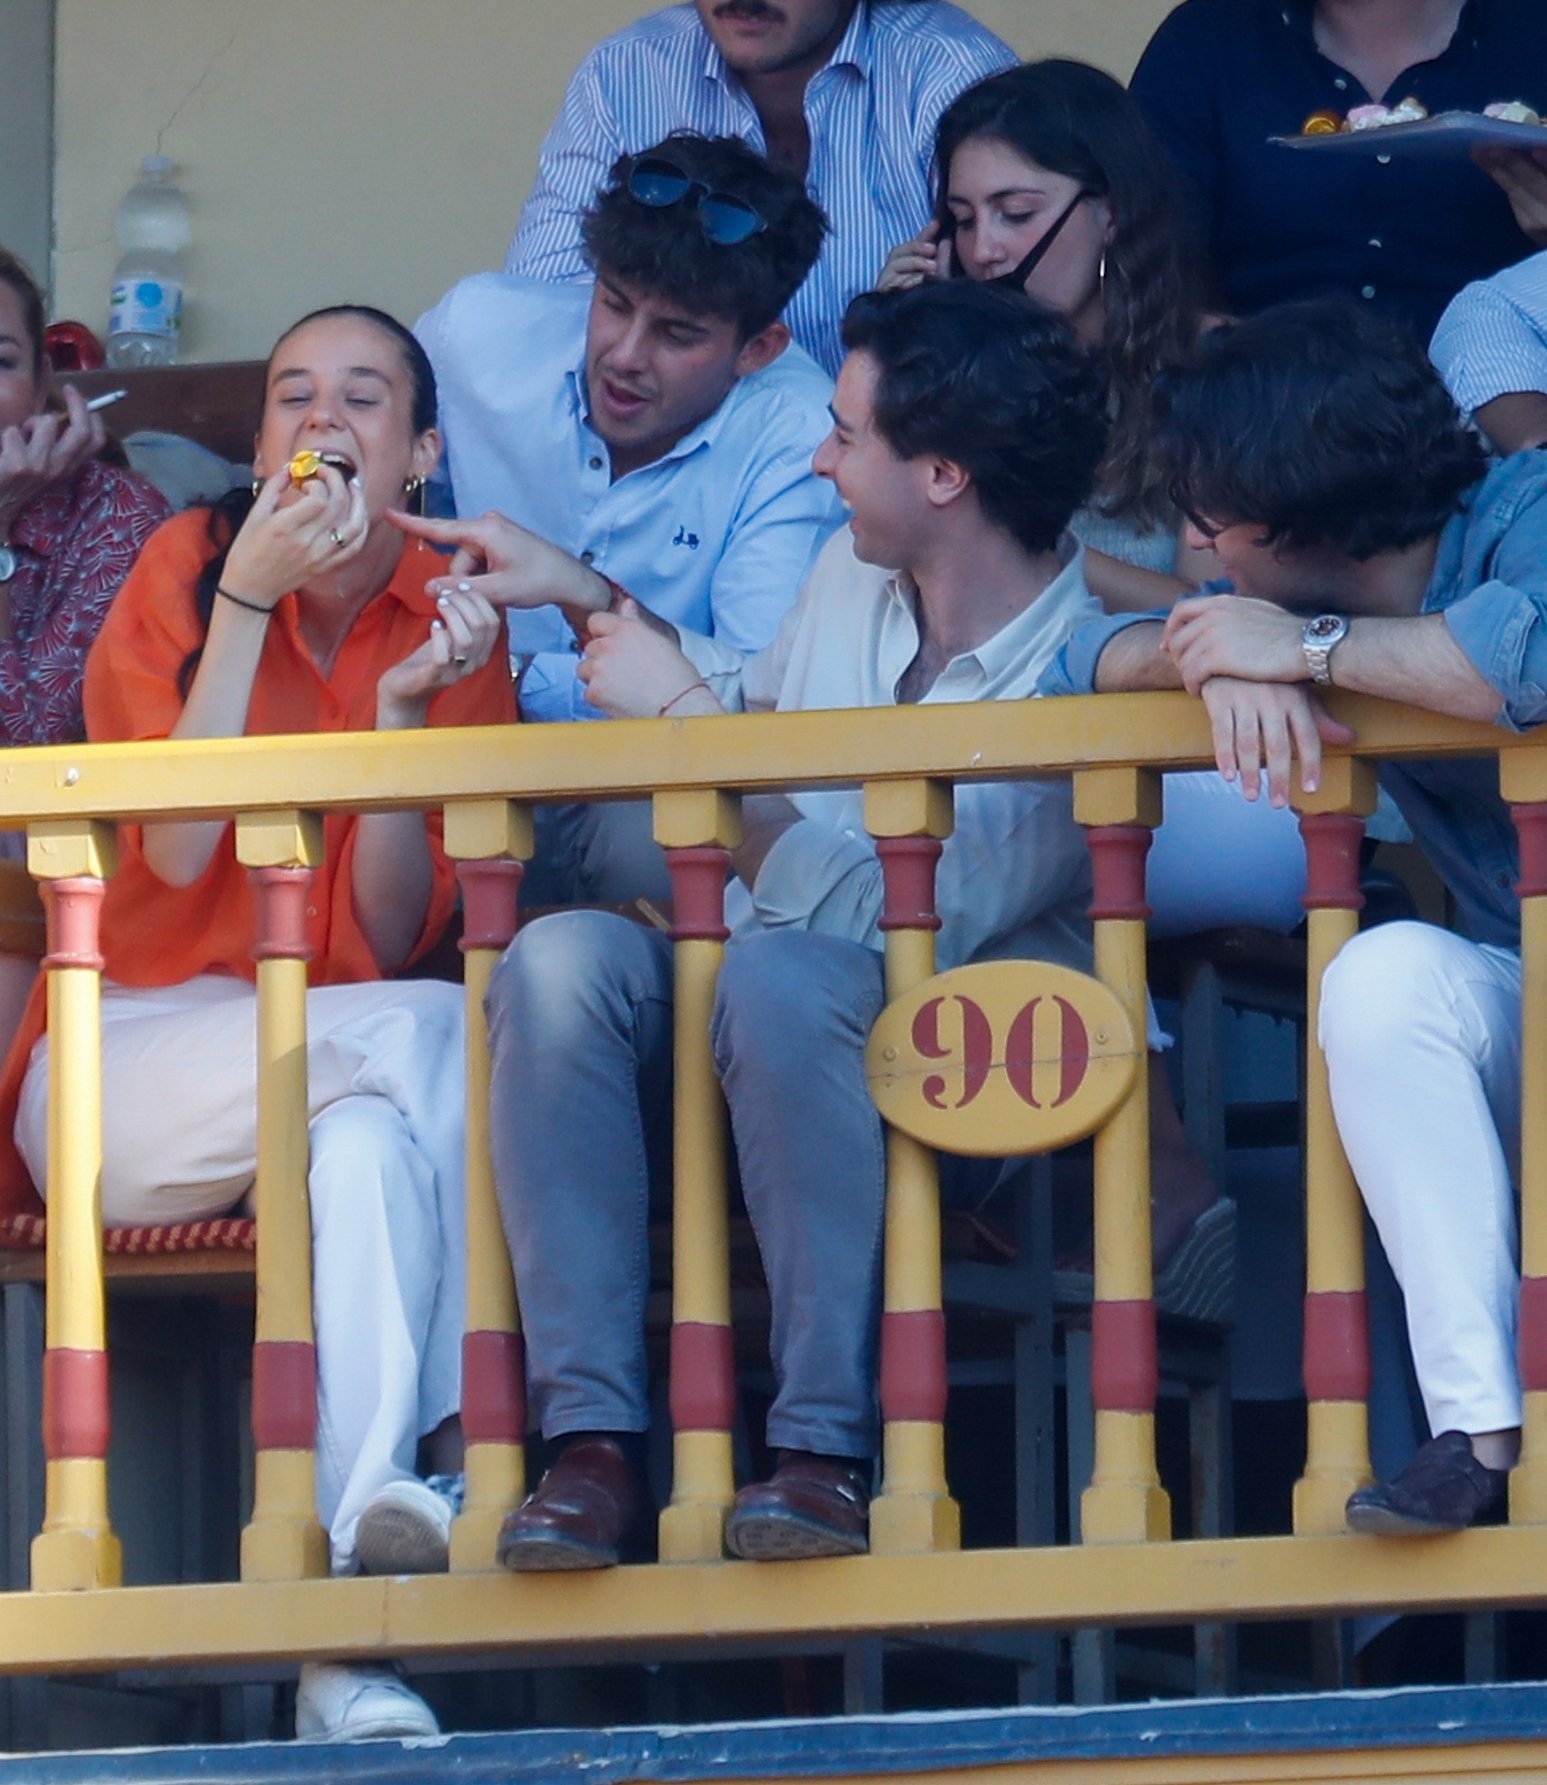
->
[[1301, 111, 1342, 135], [287, 449, 324, 484]]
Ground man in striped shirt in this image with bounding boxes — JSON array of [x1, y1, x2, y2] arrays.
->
[[505, 0, 1015, 375], [1432, 250, 1547, 456]]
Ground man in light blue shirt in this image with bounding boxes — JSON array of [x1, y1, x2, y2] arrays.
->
[[1432, 249, 1547, 456], [1044, 299, 1547, 1540], [418, 132, 842, 897], [504, 0, 1015, 375]]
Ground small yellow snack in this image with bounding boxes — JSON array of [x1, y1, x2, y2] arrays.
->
[[287, 449, 324, 484], [1301, 110, 1342, 135]]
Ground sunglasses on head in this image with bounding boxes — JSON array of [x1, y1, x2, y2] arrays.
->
[[623, 155, 768, 246]]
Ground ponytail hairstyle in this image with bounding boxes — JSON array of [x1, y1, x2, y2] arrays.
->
[[179, 305, 437, 696]]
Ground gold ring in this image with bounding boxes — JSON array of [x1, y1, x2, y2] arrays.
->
[[452, 653, 469, 667]]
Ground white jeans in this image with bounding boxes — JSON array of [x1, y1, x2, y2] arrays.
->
[[15, 975, 469, 1573], [1320, 922, 1523, 1437]]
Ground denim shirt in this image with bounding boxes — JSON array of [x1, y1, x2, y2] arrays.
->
[[1041, 454, 1547, 949]]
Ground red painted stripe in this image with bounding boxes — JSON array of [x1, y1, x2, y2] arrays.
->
[[877, 837, 944, 933], [667, 848, 731, 942], [1515, 804, 1547, 901], [1521, 1276, 1547, 1393], [248, 866, 316, 963], [880, 1308, 948, 1423], [1091, 1298, 1158, 1414], [669, 1321, 736, 1431], [1085, 826, 1153, 922], [461, 1329, 526, 1444], [42, 878, 105, 972], [251, 1341, 318, 1452], [1302, 1289, 1371, 1403], [42, 1349, 109, 1459], [457, 859, 523, 952], [1299, 813, 1366, 912]]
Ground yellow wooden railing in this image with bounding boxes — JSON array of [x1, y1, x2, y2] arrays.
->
[[1, 690, 1546, 1681]]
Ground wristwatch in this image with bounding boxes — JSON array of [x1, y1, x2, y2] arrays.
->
[[1301, 613, 1348, 686], [0, 543, 14, 586]]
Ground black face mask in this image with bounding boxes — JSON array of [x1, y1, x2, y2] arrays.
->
[[956, 187, 1097, 293]]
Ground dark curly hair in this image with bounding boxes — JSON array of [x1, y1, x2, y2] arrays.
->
[[181, 304, 437, 695], [841, 282, 1108, 556], [933, 59, 1201, 531], [581, 132, 826, 340], [1155, 300, 1489, 560]]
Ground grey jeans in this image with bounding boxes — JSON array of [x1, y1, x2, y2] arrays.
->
[[485, 913, 894, 1459]]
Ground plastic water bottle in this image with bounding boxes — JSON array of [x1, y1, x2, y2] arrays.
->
[[106, 156, 189, 368]]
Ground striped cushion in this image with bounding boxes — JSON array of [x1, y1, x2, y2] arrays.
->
[[0, 1212, 255, 1254]]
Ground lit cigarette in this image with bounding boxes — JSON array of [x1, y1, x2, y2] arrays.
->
[[84, 390, 129, 413]]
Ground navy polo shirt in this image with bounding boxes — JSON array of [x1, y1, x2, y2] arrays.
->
[[1129, 0, 1547, 338]]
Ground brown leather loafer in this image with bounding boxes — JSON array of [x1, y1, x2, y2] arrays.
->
[[496, 1436, 637, 1572], [725, 1452, 870, 1561], [1345, 1430, 1509, 1536]]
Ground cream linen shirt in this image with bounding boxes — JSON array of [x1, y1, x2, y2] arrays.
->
[[680, 524, 1100, 971]]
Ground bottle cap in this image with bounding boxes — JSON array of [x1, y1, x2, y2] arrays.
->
[[141, 154, 174, 179]]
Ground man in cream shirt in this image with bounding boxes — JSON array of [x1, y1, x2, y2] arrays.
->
[[399, 280, 1107, 1566]]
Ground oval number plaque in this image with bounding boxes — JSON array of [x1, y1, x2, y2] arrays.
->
[[866, 960, 1140, 1156]]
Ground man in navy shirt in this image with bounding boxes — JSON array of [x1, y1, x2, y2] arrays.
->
[[1130, 0, 1547, 339]]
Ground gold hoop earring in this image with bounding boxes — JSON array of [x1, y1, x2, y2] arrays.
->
[[402, 474, 426, 517], [402, 475, 424, 497], [1097, 247, 1108, 290]]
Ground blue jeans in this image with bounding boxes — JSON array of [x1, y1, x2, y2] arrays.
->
[[485, 915, 892, 1459]]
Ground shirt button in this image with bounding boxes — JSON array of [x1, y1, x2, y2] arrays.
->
[[1368, 236, 1383, 249], [1334, 76, 1348, 90], [1376, 152, 1392, 165], [580, 549, 595, 564], [588, 455, 603, 470], [1361, 284, 1377, 299]]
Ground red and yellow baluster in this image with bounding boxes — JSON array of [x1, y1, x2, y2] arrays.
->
[[867, 778, 961, 1555], [443, 800, 532, 1570], [238, 812, 329, 1582], [1292, 761, 1377, 1533], [1075, 768, 1169, 1543], [1503, 762, 1547, 1520], [656, 790, 741, 1562], [29, 820, 122, 1591]]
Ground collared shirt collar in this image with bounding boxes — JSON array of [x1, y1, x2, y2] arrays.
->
[[880, 534, 1092, 689], [701, 0, 872, 87]]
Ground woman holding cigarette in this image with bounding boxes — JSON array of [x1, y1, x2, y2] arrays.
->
[[0, 248, 168, 1046]]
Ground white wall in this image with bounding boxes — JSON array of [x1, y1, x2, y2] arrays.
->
[[52, 1, 1175, 363]]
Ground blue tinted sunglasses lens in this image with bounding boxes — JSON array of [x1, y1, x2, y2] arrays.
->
[[628, 160, 692, 207], [697, 194, 764, 245]]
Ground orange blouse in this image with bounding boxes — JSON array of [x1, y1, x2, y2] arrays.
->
[[0, 508, 516, 1214]]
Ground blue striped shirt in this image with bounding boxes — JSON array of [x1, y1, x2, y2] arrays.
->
[[1432, 251, 1547, 418], [502, 1, 1015, 375]]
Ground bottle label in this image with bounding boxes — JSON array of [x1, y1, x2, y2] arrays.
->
[[108, 278, 182, 340]]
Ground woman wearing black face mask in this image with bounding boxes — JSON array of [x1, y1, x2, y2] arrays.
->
[[879, 58, 1220, 614]]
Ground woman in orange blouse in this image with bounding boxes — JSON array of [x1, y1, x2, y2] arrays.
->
[[6, 306, 513, 1742]]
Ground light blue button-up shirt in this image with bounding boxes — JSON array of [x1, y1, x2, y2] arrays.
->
[[1042, 454, 1547, 949], [417, 275, 843, 724], [502, 1, 1016, 376], [1432, 250, 1547, 417]]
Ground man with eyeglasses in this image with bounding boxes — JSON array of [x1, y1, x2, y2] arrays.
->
[[1044, 298, 1547, 1536], [504, 0, 1015, 376], [404, 281, 1110, 1568], [417, 132, 841, 903]]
